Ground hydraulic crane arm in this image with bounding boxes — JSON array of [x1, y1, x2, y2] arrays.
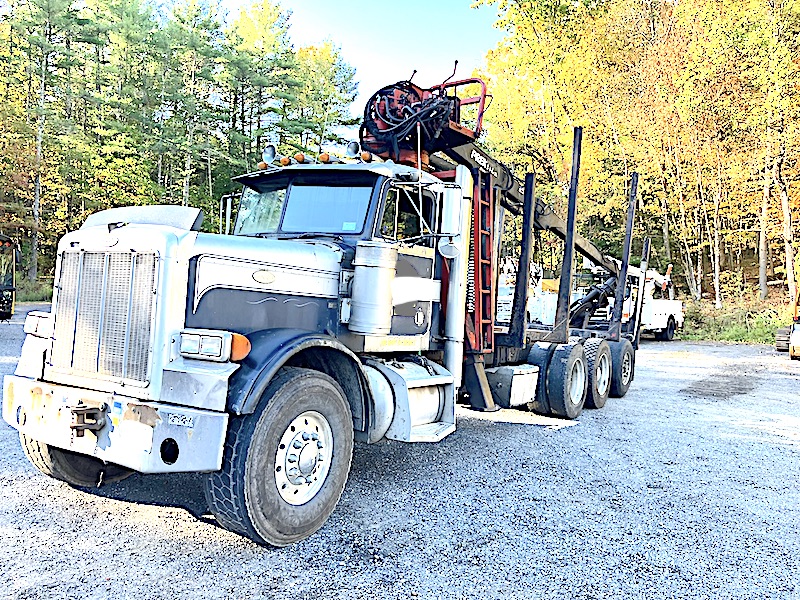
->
[[438, 145, 619, 277]]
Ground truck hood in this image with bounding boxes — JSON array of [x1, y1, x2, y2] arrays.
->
[[189, 233, 345, 312]]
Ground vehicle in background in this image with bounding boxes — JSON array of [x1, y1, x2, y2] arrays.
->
[[496, 264, 557, 327], [776, 287, 800, 357], [501, 263, 684, 341], [0, 234, 17, 321]]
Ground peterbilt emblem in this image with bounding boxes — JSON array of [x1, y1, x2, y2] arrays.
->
[[252, 270, 276, 284]]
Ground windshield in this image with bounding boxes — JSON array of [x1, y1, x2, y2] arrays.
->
[[234, 172, 377, 236]]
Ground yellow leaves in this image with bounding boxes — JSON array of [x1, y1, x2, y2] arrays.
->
[[229, 0, 288, 55]]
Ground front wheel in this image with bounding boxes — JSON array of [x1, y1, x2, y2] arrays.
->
[[205, 367, 354, 547], [20, 434, 133, 487]]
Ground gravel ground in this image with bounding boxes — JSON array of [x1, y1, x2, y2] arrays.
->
[[1, 305, 799, 600]]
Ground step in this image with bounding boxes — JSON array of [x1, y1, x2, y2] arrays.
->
[[408, 421, 456, 442]]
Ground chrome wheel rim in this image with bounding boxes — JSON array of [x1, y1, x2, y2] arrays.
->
[[596, 352, 611, 397], [275, 411, 333, 506], [569, 357, 586, 406], [621, 353, 632, 385]]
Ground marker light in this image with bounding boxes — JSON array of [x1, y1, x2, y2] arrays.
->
[[280, 156, 291, 166], [319, 152, 331, 163], [294, 152, 306, 163], [360, 151, 373, 162], [230, 333, 252, 361], [257, 161, 268, 170]]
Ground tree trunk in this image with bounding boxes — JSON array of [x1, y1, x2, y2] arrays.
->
[[712, 190, 722, 309], [759, 138, 771, 300], [672, 140, 699, 300], [776, 137, 796, 301], [183, 141, 192, 207], [30, 39, 48, 282]]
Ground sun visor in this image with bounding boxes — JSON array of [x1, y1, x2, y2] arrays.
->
[[81, 205, 204, 231]]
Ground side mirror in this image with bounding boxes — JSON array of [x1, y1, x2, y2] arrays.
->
[[219, 193, 234, 235], [437, 238, 460, 259]]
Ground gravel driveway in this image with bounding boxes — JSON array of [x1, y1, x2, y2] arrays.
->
[[1, 307, 799, 599]]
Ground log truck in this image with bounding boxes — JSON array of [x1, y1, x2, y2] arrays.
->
[[3, 73, 645, 546]]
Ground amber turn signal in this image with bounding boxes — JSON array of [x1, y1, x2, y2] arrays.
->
[[230, 333, 251, 362]]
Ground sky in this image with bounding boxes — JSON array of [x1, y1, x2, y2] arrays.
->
[[275, 0, 508, 114]]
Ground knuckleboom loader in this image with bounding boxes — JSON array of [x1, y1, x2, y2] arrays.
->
[[4, 74, 644, 546]]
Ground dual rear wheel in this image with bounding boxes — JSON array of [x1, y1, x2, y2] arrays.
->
[[528, 337, 634, 419]]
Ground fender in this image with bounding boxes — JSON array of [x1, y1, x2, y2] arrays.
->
[[228, 328, 368, 428]]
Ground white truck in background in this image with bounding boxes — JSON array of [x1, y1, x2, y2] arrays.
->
[[499, 263, 683, 341]]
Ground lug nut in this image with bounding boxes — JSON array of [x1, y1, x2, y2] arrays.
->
[[305, 477, 313, 484], [292, 440, 302, 449], [288, 454, 298, 463], [302, 432, 310, 441], [311, 433, 319, 441]]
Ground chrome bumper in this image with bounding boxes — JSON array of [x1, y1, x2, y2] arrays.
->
[[3, 375, 228, 474]]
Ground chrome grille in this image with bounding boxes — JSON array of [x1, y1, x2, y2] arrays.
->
[[51, 251, 157, 384]]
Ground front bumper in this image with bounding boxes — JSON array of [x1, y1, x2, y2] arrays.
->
[[3, 375, 228, 474]]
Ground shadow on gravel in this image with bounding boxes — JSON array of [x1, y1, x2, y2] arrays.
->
[[681, 371, 758, 399], [84, 471, 210, 519]]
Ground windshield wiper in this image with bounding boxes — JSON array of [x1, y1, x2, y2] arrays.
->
[[291, 233, 345, 242]]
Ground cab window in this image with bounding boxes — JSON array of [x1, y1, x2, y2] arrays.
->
[[379, 185, 436, 245]]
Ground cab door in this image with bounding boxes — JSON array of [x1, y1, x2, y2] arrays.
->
[[377, 183, 440, 337]]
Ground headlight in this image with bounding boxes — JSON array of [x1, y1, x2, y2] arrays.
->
[[179, 329, 250, 362], [199, 336, 223, 357], [180, 333, 201, 355]]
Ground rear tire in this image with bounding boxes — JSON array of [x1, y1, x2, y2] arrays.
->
[[545, 343, 587, 419], [609, 339, 635, 398], [204, 367, 353, 547], [526, 342, 554, 415], [661, 316, 676, 341], [583, 338, 612, 409], [20, 433, 133, 487]]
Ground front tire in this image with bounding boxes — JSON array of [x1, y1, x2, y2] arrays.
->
[[205, 367, 354, 547], [20, 434, 133, 487]]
